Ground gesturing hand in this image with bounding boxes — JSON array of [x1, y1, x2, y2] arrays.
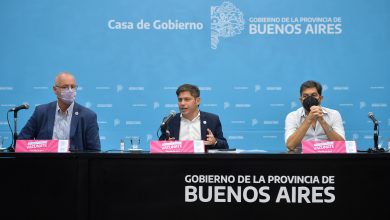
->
[[204, 128, 217, 146]]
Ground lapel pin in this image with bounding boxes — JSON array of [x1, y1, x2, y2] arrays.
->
[[203, 121, 207, 124], [75, 112, 79, 116]]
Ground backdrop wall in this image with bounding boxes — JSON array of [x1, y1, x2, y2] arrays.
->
[[1, 0, 389, 152]]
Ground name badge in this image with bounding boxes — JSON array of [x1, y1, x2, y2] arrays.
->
[[150, 140, 205, 153], [302, 140, 357, 153], [15, 140, 69, 152]]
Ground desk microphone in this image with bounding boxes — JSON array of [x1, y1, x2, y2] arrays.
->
[[9, 104, 29, 112], [159, 110, 176, 141], [368, 112, 378, 125], [366, 112, 383, 153], [160, 110, 176, 128], [7, 103, 30, 152]]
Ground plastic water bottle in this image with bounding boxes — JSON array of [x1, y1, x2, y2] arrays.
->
[[120, 139, 125, 152], [387, 138, 390, 152], [0, 136, 4, 150]]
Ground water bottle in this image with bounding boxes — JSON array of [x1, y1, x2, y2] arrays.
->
[[0, 136, 4, 150], [120, 139, 125, 152], [387, 138, 390, 152]]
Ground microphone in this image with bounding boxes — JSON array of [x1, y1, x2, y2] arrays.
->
[[160, 110, 176, 128], [7, 103, 30, 152], [368, 112, 379, 125], [366, 111, 383, 153], [9, 104, 29, 112]]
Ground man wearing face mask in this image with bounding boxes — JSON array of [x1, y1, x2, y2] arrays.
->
[[18, 72, 101, 152], [284, 80, 345, 153]]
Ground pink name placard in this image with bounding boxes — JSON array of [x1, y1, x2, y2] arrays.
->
[[15, 140, 69, 152], [150, 140, 205, 153], [302, 140, 357, 154]]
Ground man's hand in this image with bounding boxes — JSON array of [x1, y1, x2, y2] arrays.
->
[[204, 128, 217, 146], [308, 105, 323, 121]]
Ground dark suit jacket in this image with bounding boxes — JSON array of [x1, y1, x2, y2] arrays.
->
[[18, 101, 101, 152], [159, 111, 229, 150]]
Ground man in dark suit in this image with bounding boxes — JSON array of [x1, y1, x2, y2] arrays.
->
[[159, 84, 229, 150], [18, 72, 101, 152]]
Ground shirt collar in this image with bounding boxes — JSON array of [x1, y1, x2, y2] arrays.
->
[[180, 111, 201, 122], [56, 101, 74, 116]]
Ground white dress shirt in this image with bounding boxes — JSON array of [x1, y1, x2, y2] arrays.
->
[[179, 111, 201, 141], [285, 106, 345, 152], [52, 102, 74, 140]]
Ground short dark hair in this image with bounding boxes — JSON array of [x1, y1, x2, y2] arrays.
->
[[176, 84, 200, 98], [300, 80, 322, 96]]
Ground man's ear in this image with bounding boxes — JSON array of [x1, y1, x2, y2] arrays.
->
[[319, 95, 324, 104]]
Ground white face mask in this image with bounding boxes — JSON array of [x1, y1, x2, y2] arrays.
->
[[60, 88, 76, 105]]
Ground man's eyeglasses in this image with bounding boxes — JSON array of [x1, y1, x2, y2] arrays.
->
[[55, 85, 78, 91]]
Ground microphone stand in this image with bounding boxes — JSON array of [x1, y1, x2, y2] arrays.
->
[[160, 125, 170, 141], [368, 122, 384, 153], [164, 130, 171, 141], [374, 123, 379, 150], [7, 110, 18, 152]]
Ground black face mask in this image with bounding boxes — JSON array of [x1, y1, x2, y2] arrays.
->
[[303, 96, 319, 112]]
